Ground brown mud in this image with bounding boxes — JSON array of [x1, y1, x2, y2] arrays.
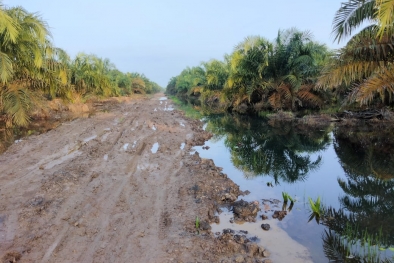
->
[[0, 93, 273, 263]]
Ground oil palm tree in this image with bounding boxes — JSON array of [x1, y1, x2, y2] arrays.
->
[[224, 36, 272, 108], [265, 29, 329, 111], [69, 53, 118, 97], [319, 0, 394, 107], [202, 59, 229, 91], [333, 0, 394, 41], [0, 5, 61, 127]]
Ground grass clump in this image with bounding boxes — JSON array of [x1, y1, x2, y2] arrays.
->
[[308, 196, 323, 223], [169, 96, 202, 119]]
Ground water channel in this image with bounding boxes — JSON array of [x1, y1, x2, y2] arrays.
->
[[193, 114, 394, 263]]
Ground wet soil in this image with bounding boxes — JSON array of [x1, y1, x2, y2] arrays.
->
[[0, 93, 271, 263]]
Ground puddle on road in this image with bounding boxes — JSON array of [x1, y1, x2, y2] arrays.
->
[[159, 97, 167, 101], [164, 106, 174, 111], [122, 143, 129, 151], [179, 122, 185, 127], [45, 149, 82, 170], [180, 143, 185, 150], [152, 125, 157, 131], [83, 135, 97, 143], [154, 108, 157, 112], [151, 142, 159, 153], [160, 101, 163, 105], [101, 132, 110, 142], [211, 209, 313, 263], [132, 141, 137, 148], [103, 154, 108, 161]]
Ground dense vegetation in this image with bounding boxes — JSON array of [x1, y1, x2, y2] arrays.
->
[[166, 0, 394, 115], [0, 2, 161, 127]]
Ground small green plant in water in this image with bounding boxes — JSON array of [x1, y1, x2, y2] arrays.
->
[[282, 192, 294, 203], [282, 192, 295, 212], [308, 196, 322, 223]]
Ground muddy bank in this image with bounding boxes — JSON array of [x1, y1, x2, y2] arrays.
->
[[265, 108, 394, 127], [0, 93, 274, 263]]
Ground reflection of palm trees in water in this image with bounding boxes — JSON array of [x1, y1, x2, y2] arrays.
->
[[0, 120, 62, 154], [322, 126, 394, 261], [205, 114, 331, 184]]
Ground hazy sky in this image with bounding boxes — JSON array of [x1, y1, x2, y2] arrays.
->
[[5, 1, 347, 87]]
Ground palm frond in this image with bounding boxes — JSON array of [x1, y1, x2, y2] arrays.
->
[[333, 0, 377, 43], [376, 0, 394, 38], [0, 51, 13, 83], [357, 66, 394, 105], [0, 84, 40, 127], [0, 3, 19, 43], [297, 86, 324, 107]]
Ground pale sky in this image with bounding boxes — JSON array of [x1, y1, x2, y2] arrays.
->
[[5, 1, 348, 87]]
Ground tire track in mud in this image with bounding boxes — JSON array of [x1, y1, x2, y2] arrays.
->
[[0, 95, 207, 262], [40, 113, 147, 261]]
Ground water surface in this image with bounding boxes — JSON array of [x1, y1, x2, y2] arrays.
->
[[195, 114, 394, 262]]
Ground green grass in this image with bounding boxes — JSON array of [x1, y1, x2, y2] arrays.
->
[[169, 96, 202, 119], [282, 192, 294, 203], [195, 216, 200, 235]]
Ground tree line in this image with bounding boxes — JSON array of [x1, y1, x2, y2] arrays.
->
[[0, 2, 161, 127], [166, 0, 394, 115]]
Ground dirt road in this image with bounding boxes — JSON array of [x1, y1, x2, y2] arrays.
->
[[0, 94, 272, 263]]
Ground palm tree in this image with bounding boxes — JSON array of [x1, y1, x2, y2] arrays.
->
[[69, 53, 118, 97], [319, 0, 394, 107], [202, 59, 229, 91], [0, 4, 59, 126], [333, 0, 394, 41], [224, 36, 272, 109], [265, 29, 329, 111]]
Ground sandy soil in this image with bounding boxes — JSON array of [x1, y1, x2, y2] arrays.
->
[[0, 93, 273, 263]]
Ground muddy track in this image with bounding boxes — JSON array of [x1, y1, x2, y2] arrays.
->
[[0, 94, 273, 263]]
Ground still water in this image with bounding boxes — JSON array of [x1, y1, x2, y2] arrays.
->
[[194, 114, 394, 263]]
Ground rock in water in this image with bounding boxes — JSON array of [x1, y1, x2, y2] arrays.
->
[[261, 224, 270, 231]]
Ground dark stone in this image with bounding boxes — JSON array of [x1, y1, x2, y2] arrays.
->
[[239, 230, 248, 235], [261, 224, 270, 231], [223, 228, 235, 234], [261, 214, 268, 220]]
